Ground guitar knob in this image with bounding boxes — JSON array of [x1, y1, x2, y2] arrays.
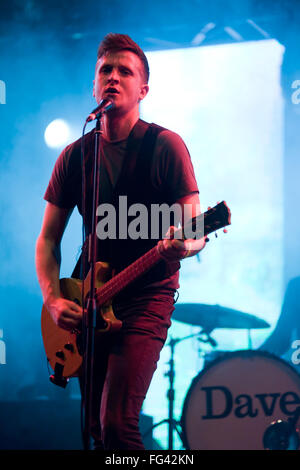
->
[[223, 229, 228, 233], [64, 343, 74, 353], [55, 350, 65, 360]]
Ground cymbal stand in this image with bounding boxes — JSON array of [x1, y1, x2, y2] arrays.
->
[[144, 331, 215, 450], [247, 329, 253, 349]]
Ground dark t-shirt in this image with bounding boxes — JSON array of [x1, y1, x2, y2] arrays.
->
[[44, 119, 199, 297]]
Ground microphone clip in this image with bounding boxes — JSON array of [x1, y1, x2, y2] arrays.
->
[[85, 99, 114, 123]]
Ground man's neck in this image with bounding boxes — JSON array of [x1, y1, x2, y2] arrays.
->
[[102, 108, 140, 142]]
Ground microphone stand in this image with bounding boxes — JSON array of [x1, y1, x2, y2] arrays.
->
[[82, 114, 106, 450]]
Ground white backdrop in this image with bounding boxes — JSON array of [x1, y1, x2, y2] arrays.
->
[[141, 39, 284, 449]]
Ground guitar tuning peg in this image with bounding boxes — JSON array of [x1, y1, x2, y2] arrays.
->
[[223, 228, 228, 233]]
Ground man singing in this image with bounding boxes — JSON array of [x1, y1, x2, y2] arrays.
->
[[36, 33, 205, 450]]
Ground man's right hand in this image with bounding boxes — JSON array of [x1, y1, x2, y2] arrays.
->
[[45, 297, 83, 332]]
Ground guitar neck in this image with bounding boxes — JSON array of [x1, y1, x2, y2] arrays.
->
[[96, 246, 161, 305], [95, 201, 231, 305]]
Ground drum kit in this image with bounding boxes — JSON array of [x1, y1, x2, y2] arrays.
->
[[148, 303, 300, 451]]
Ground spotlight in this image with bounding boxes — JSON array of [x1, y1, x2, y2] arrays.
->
[[44, 119, 70, 148]]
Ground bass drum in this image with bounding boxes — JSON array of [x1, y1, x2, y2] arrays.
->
[[181, 350, 300, 450]]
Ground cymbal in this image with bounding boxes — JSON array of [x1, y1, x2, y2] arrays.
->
[[173, 303, 270, 330]]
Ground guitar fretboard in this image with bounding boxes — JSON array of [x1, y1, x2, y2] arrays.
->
[[95, 201, 230, 306], [96, 246, 161, 305]]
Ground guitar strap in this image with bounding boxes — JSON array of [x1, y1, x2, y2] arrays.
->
[[71, 120, 165, 279]]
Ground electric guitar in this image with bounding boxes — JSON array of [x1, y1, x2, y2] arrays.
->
[[41, 201, 231, 386]]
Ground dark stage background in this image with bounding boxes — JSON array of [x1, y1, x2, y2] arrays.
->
[[0, 0, 300, 450]]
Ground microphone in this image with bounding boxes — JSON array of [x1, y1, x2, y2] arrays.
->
[[86, 99, 114, 122]]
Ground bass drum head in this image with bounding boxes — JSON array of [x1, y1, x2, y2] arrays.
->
[[181, 350, 300, 450]]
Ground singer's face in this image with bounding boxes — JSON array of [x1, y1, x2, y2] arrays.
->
[[93, 51, 149, 115]]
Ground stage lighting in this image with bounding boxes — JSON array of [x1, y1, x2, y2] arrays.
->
[[44, 119, 70, 148]]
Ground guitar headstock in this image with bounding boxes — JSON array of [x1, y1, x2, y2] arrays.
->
[[204, 201, 231, 237], [182, 201, 231, 240]]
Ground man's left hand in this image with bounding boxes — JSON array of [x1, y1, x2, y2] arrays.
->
[[157, 226, 206, 262]]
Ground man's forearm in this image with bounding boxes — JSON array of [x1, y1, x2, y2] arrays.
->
[[35, 236, 62, 306]]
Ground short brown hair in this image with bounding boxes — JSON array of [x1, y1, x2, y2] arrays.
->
[[97, 33, 149, 83]]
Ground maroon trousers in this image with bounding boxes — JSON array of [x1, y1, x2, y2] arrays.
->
[[80, 290, 175, 450]]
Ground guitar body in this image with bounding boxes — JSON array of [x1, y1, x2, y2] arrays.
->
[[41, 202, 231, 385], [41, 261, 122, 379]]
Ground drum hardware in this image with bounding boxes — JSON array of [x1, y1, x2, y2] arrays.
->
[[172, 303, 270, 331], [143, 305, 271, 449], [173, 303, 270, 350], [143, 330, 215, 450], [181, 350, 300, 450], [247, 330, 253, 349], [263, 406, 300, 450]]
